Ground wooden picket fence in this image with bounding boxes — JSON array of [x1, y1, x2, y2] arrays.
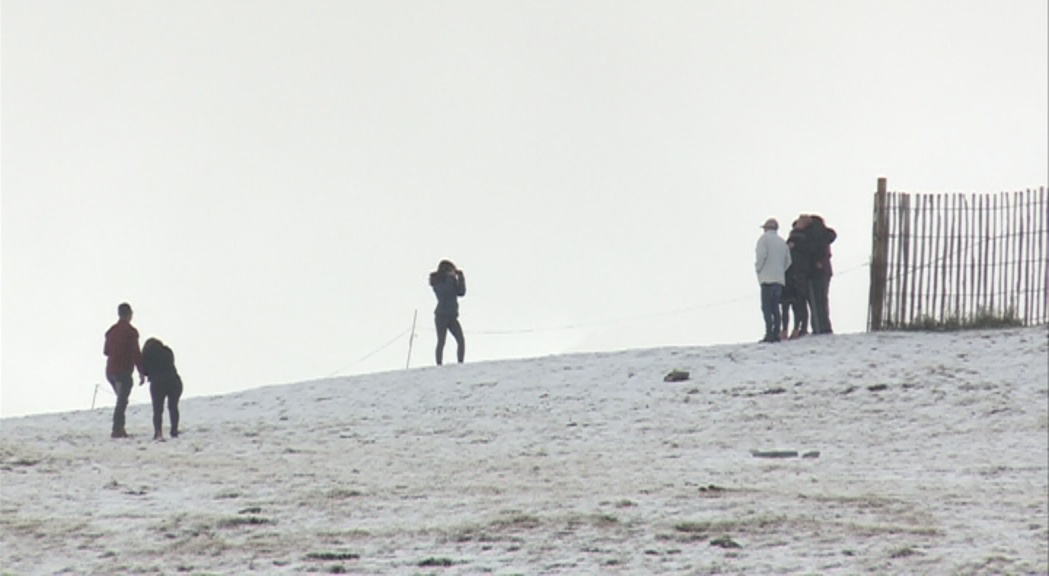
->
[[868, 178, 1048, 331]]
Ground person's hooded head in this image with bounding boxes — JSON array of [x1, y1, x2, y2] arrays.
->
[[430, 260, 458, 286]]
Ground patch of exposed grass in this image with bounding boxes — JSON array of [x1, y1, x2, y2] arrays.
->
[[324, 488, 365, 499], [305, 551, 360, 561], [886, 307, 1024, 332], [673, 515, 788, 537], [315, 528, 371, 539], [418, 557, 456, 567], [448, 513, 539, 544], [564, 512, 620, 529], [843, 523, 941, 537], [890, 545, 923, 559], [163, 523, 231, 556], [674, 521, 712, 534], [710, 535, 742, 549], [450, 526, 496, 543], [491, 513, 541, 530], [216, 516, 272, 529]]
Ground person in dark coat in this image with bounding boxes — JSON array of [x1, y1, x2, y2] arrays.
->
[[141, 337, 183, 440], [783, 216, 817, 339], [807, 214, 837, 334], [103, 302, 142, 439], [429, 260, 466, 365]]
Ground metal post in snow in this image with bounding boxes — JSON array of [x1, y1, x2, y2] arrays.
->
[[405, 309, 418, 369]]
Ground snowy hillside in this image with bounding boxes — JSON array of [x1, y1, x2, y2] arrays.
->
[[2, 327, 1047, 575]]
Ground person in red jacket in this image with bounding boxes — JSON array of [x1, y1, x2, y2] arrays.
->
[[104, 302, 142, 438]]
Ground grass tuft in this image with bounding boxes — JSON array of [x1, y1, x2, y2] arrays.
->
[[885, 307, 1024, 332], [674, 521, 712, 533], [418, 557, 456, 567], [216, 516, 272, 529], [305, 551, 360, 561]]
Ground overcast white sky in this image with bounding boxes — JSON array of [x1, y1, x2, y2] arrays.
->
[[2, 1, 1047, 418]]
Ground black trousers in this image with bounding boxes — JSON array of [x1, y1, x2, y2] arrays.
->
[[809, 273, 833, 334], [787, 277, 811, 333], [435, 315, 465, 365], [149, 373, 183, 436]]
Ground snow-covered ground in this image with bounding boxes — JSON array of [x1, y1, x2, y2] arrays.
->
[[2, 327, 1047, 575]]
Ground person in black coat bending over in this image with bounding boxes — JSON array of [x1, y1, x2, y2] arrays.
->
[[141, 337, 183, 440], [430, 260, 466, 365]]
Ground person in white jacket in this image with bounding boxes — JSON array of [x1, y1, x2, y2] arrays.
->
[[755, 218, 792, 343]]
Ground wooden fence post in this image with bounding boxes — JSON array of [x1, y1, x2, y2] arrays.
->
[[869, 177, 889, 331]]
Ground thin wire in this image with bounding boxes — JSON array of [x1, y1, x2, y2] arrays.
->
[[473, 260, 870, 336], [325, 261, 872, 372], [326, 327, 410, 378]]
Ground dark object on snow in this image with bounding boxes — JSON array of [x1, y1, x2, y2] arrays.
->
[[751, 450, 799, 458], [802, 451, 821, 458], [710, 536, 742, 549], [868, 384, 889, 392], [664, 370, 690, 382]]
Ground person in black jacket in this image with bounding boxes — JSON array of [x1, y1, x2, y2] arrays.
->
[[141, 337, 183, 440], [429, 260, 466, 365], [783, 216, 817, 339], [807, 214, 837, 334]]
